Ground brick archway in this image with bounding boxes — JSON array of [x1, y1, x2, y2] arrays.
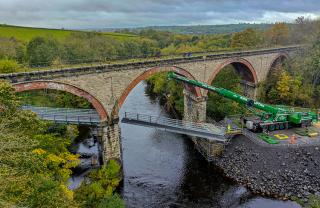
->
[[205, 58, 258, 96], [269, 52, 289, 71], [112, 66, 202, 117], [13, 81, 108, 121]]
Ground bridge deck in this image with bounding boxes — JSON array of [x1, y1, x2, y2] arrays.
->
[[121, 112, 226, 141], [22, 106, 101, 125]]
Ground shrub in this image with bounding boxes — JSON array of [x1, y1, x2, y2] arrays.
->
[[0, 59, 19, 73]]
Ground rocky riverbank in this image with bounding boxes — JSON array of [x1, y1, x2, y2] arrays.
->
[[213, 135, 320, 202]]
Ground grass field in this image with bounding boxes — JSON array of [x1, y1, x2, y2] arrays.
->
[[0, 24, 140, 42]]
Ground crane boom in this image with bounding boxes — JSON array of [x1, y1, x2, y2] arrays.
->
[[168, 72, 283, 115], [168, 71, 317, 131]]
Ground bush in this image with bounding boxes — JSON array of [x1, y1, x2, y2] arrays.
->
[[0, 59, 19, 73], [308, 195, 320, 208], [0, 82, 80, 207], [74, 160, 124, 207]]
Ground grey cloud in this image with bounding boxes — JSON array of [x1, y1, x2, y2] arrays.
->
[[0, 0, 319, 28]]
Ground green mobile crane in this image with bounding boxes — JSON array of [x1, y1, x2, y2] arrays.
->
[[168, 72, 318, 132]]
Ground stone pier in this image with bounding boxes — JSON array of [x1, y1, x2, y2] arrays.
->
[[184, 90, 225, 160], [101, 123, 122, 164]]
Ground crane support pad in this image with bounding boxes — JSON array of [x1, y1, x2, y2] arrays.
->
[[257, 133, 280, 144]]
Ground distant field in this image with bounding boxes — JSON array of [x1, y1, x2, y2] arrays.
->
[[0, 24, 140, 42], [102, 32, 140, 39], [132, 23, 276, 34]]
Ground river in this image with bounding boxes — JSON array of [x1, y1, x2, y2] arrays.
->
[[118, 82, 301, 208], [68, 81, 300, 207]]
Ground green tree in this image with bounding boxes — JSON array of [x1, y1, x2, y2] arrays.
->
[[139, 29, 173, 48], [19, 90, 92, 109], [0, 37, 24, 60], [196, 34, 231, 51], [117, 40, 141, 58], [58, 33, 114, 64], [206, 66, 246, 121], [140, 40, 158, 57], [146, 72, 184, 116], [63, 33, 93, 63], [27, 37, 60, 67]]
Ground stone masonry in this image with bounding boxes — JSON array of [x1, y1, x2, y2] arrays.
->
[[0, 46, 300, 164]]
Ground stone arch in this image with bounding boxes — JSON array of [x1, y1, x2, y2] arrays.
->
[[112, 66, 202, 117], [269, 52, 289, 71], [205, 58, 258, 96], [13, 81, 108, 121]]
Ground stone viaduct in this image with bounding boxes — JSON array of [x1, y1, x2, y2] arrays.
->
[[0, 46, 301, 164]]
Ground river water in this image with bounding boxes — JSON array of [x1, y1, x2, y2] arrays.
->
[[118, 82, 301, 208]]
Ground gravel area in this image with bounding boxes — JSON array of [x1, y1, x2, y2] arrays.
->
[[213, 135, 320, 201]]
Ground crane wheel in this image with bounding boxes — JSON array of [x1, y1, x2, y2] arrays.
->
[[279, 123, 285, 130], [268, 125, 275, 131]]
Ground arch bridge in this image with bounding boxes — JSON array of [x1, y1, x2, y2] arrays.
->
[[0, 46, 300, 164]]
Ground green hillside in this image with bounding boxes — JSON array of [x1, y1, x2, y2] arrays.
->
[[0, 24, 140, 42], [0, 24, 73, 41]]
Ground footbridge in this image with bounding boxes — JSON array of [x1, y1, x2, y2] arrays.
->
[[122, 112, 226, 141], [22, 106, 101, 125], [23, 106, 227, 142]]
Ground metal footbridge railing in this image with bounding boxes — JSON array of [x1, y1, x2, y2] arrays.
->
[[121, 112, 226, 141], [22, 106, 227, 141], [22, 106, 101, 125]]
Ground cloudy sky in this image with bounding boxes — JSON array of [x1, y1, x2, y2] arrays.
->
[[0, 0, 319, 29]]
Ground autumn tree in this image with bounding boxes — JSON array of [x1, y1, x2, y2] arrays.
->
[[231, 28, 263, 48], [274, 71, 291, 103], [265, 70, 313, 107], [265, 23, 290, 46]]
